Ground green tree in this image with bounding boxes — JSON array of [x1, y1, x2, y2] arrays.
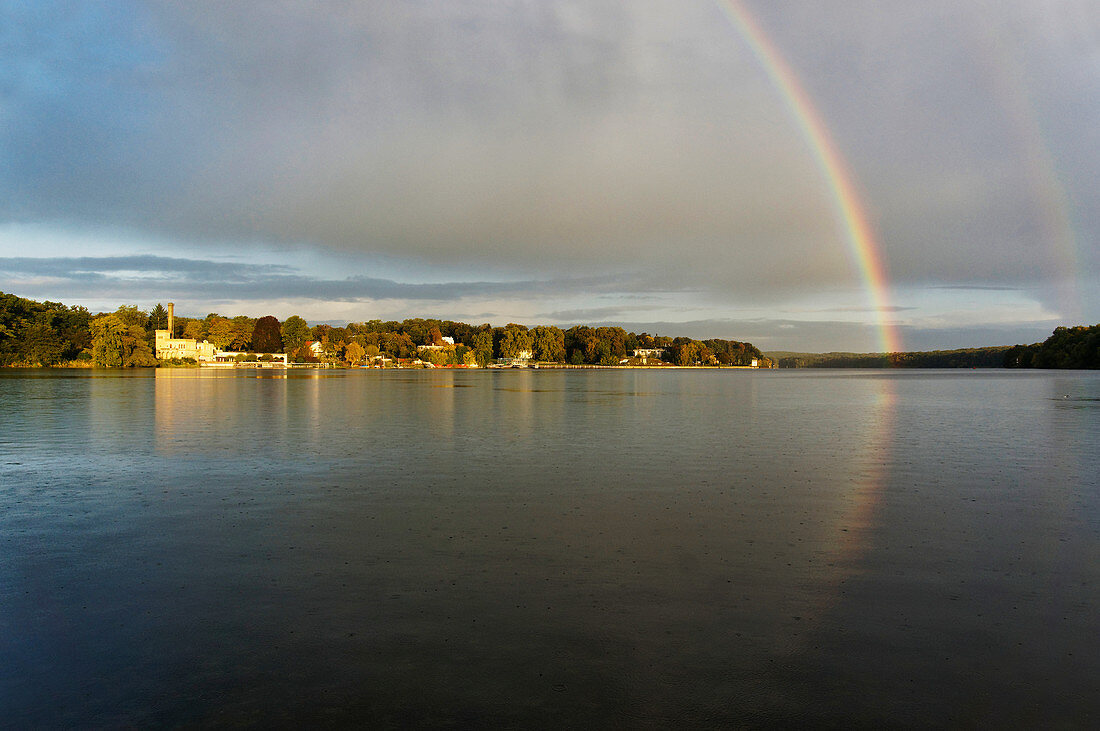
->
[[531, 325, 566, 362], [470, 330, 494, 365], [91, 315, 156, 367], [229, 316, 254, 350], [92, 316, 125, 368], [281, 315, 310, 354], [149, 303, 168, 331], [0, 293, 91, 365], [499, 324, 532, 359], [321, 339, 345, 363], [251, 315, 283, 353], [113, 305, 149, 330]]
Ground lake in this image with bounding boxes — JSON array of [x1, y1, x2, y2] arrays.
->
[[2, 368, 1098, 727]]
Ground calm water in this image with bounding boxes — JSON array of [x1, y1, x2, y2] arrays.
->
[[2, 368, 1098, 727]]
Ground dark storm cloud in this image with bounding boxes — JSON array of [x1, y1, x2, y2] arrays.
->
[[1, 1, 1097, 343]]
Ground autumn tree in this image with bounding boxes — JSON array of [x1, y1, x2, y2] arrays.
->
[[182, 320, 204, 340], [251, 315, 283, 353], [344, 341, 366, 365], [205, 317, 234, 348], [380, 331, 416, 359]]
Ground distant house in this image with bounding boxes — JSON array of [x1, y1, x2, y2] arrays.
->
[[494, 349, 533, 367], [419, 336, 458, 352], [632, 348, 664, 364]]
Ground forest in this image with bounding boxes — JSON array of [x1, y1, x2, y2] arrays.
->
[[1002, 325, 1099, 369], [0, 292, 767, 368]]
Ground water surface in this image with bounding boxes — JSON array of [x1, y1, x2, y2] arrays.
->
[[2, 368, 1097, 726]]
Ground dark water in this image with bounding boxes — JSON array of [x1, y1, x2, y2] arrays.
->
[[2, 368, 1098, 727]]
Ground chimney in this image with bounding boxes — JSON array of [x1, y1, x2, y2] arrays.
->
[[167, 302, 175, 337]]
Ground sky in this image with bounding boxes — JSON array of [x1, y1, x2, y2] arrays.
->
[[2, 0, 1097, 353]]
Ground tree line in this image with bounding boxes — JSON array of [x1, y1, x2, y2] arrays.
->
[[770, 324, 1098, 369], [1003, 325, 1099, 369], [0, 291, 768, 368], [772, 346, 1013, 369]]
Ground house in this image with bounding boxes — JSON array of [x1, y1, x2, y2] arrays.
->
[[632, 347, 664, 364]]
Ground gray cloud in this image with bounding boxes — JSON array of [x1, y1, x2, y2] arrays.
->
[[0, 256, 294, 281], [0, 254, 625, 303], [1, 1, 1096, 347]]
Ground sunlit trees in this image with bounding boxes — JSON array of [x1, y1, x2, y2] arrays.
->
[[2, 292, 796, 370], [344, 341, 365, 366], [0, 293, 92, 366], [91, 314, 156, 367], [281, 315, 310, 354], [470, 330, 494, 365], [206, 317, 235, 349], [229, 316, 254, 350], [499, 324, 533, 359], [531, 325, 566, 362], [321, 339, 345, 364], [380, 331, 416, 359], [182, 320, 204, 340]]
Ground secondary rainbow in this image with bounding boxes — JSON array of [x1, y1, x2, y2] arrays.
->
[[716, 1, 902, 354]]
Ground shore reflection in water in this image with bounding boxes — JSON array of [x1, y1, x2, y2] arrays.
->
[[2, 368, 1096, 726]]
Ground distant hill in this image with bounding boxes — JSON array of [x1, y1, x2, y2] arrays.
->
[[768, 325, 1099, 369]]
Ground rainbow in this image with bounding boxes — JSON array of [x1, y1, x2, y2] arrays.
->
[[716, 1, 902, 354]]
